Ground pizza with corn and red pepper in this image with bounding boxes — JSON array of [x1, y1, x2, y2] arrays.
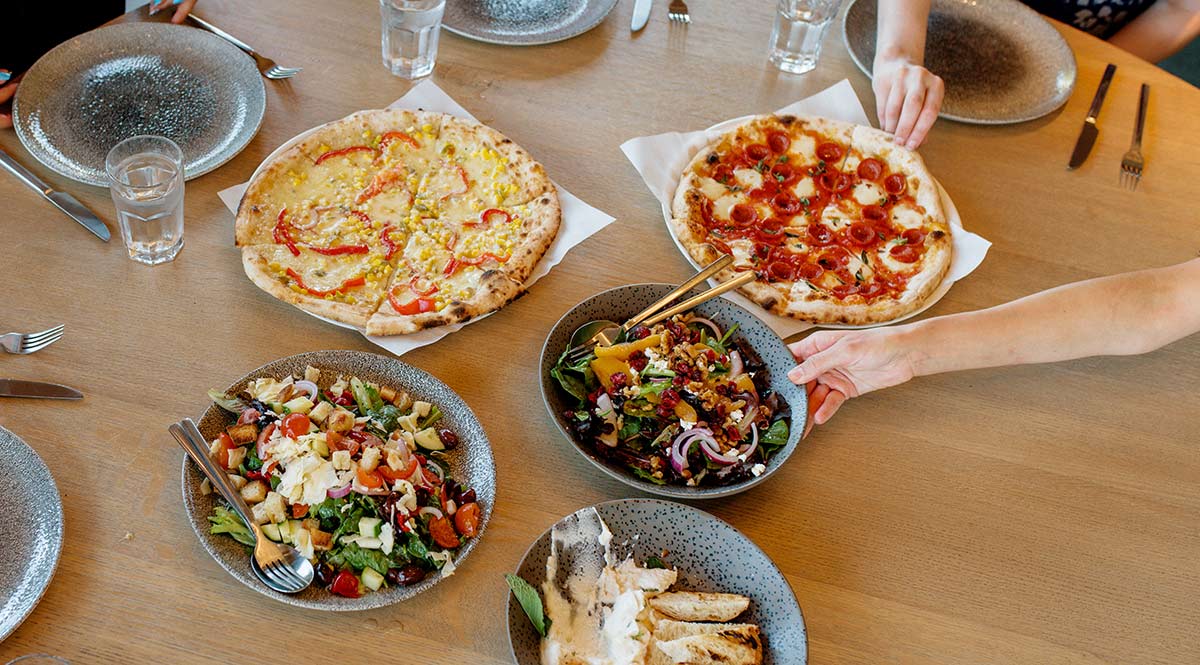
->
[[235, 109, 560, 335], [671, 114, 952, 326]]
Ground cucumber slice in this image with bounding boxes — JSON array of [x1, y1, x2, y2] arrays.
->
[[361, 567, 385, 592], [283, 396, 314, 415], [358, 517, 383, 538], [414, 427, 445, 451], [262, 523, 282, 542], [356, 536, 383, 550]]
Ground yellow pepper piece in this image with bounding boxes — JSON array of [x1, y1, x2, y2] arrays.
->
[[590, 356, 632, 391], [734, 374, 757, 394], [593, 334, 663, 361]]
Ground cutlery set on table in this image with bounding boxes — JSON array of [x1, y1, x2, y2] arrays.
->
[[0, 325, 79, 401], [1067, 62, 1150, 190]]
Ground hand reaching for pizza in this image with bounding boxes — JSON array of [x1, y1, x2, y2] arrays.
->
[[788, 328, 919, 425], [149, 0, 199, 23], [873, 56, 944, 150], [0, 70, 20, 129]]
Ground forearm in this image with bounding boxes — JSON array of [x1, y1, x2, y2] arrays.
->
[[874, 0, 931, 66], [1108, 0, 1200, 62], [902, 259, 1200, 376]]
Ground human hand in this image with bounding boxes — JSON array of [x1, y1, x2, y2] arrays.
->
[[787, 328, 919, 425], [0, 70, 21, 129], [149, 0, 199, 24], [872, 56, 944, 150]]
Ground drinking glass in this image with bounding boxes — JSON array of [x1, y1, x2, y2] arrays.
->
[[5, 656, 70, 665], [769, 0, 844, 75], [380, 0, 446, 79], [105, 135, 185, 266]]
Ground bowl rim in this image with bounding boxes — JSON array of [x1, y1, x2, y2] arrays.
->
[[538, 282, 806, 499]]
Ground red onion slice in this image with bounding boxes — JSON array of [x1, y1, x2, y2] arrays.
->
[[698, 435, 740, 466], [729, 350, 744, 377], [326, 484, 352, 499], [737, 394, 760, 437], [737, 422, 759, 460], [293, 380, 320, 400], [418, 506, 444, 519], [687, 317, 723, 340]]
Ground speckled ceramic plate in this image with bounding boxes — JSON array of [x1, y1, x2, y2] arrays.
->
[[507, 499, 807, 663], [443, 0, 618, 46], [13, 22, 266, 186], [0, 426, 64, 641], [179, 350, 496, 610], [842, 0, 1077, 124], [540, 284, 807, 499]]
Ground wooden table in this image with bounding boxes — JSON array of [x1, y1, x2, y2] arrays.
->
[[2, 1, 1197, 663]]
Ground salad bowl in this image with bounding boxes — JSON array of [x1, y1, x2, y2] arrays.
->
[[180, 350, 496, 610], [540, 283, 807, 499]]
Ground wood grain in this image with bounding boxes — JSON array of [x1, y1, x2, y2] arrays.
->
[[0, 1, 1197, 663]]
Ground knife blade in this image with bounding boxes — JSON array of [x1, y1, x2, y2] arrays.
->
[[0, 148, 111, 241], [1068, 63, 1117, 170], [631, 0, 652, 31], [0, 379, 83, 400]]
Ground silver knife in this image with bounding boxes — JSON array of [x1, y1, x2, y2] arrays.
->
[[1068, 63, 1117, 170], [632, 0, 652, 31], [0, 379, 83, 400], [0, 148, 111, 241]]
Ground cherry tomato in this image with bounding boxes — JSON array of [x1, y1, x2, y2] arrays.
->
[[454, 502, 481, 538], [215, 432, 235, 467], [281, 412, 311, 439], [330, 570, 361, 598], [356, 466, 384, 489], [292, 503, 309, 519], [429, 516, 461, 549]]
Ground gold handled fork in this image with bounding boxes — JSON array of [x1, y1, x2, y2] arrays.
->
[[1120, 84, 1148, 191]]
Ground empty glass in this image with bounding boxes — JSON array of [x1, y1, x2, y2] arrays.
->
[[769, 0, 844, 75], [380, 0, 446, 79], [105, 135, 185, 266]]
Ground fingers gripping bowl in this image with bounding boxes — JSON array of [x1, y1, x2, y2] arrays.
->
[[540, 284, 807, 499]]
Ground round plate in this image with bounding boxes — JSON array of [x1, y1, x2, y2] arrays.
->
[[540, 283, 807, 499], [13, 22, 266, 186], [443, 0, 618, 46], [507, 499, 808, 664], [842, 0, 1077, 124], [0, 426, 64, 641], [180, 350, 496, 610]]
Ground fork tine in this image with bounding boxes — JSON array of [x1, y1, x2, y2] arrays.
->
[[21, 330, 64, 353], [23, 325, 65, 343]]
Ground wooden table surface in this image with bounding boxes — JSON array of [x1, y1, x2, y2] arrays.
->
[[2, 1, 1197, 663]]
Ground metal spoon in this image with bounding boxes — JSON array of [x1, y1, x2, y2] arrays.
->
[[169, 419, 315, 594]]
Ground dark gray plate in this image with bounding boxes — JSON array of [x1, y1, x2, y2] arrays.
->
[[443, 0, 618, 46], [507, 499, 808, 664], [180, 350, 496, 610], [540, 284, 807, 499], [842, 0, 1077, 124], [0, 426, 64, 641], [13, 22, 266, 186]]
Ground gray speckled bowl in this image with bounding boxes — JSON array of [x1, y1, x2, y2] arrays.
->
[[180, 350, 496, 611], [443, 0, 618, 46], [0, 426, 64, 641], [507, 499, 807, 664], [540, 284, 807, 499]]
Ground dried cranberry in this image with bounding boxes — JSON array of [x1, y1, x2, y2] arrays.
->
[[437, 428, 459, 449], [628, 351, 648, 371], [672, 375, 685, 386], [631, 325, 651, 339], [725, 425, 742, 440], [656, 404, 674, 418], [611, 372, 628, 389], [705, 349, 717, 362], [714, 384, 729, 396], [661, 389, 681, 408]]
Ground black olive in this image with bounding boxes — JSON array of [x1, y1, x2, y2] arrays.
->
[[314, 563, 335, 587], [392, 564, 427, 586], [437, 428, 460, 449], [458, 489, 476, 505]]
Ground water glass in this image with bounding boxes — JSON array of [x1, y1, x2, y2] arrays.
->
[[769, 0, 844, 75], [380, 0, 446, 79], [105, 135, 185, 266]]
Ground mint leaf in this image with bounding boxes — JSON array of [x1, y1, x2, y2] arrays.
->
[[505, 574, 549, 637]]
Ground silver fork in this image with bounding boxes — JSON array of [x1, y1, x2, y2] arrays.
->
[[1120, 83, 1149, 191], [185, 13, 303, 80], [668, 0, 691, 23], [0, 324, 64, 355]]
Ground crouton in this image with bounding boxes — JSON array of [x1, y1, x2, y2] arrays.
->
[[331, 449, 353, 471], [304, 366, 320, 383], [240, 480, 268, 504], [652, 627, 762, 665], [225, 423, 258, 445], [228, 474, 248, 490], [326, 408, 355, 433], [379, 385, 397, 403], [360, 446, 382, 472]]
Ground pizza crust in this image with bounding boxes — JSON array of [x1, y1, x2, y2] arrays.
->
[[240, 246, 377, 328]]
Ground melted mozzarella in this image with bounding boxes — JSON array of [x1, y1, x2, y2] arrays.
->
[[785, 237, 807, 254], [852, 181, 886, 206], [712, 193, 740, 220], [789, 134, 816, 161], [729, 239, 755, 268], [890, 204, 924, 229], [733, 168, 763, 189], [790, 279, 816, 299], [698, 177, 727, 202], [791, 177, 816, 199]]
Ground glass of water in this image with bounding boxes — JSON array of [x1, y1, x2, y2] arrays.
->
[[105, 135, 185, 266], [381, 0, 446, 79], [769, 0, 844, 75]]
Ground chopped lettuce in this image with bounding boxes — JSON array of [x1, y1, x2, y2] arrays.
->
[[208, 506, 254, 547], [551, 348, 596, 404], [207, 389, 247, 415]]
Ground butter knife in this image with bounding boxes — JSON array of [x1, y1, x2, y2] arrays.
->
[[0, 148, 111, 241], [631, 0, 652, 31], [1068, 63, 1117, 170], [0, 379, 83, 400]]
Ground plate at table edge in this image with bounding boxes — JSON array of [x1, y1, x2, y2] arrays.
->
[[539, 283, 807, 499], [179, 349, 496, 610], [442, 0, 619, 47], [0, 426, 65, 641], [506, 498, 808, 664]]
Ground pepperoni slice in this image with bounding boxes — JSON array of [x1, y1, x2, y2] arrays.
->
[[817, 250, 848, 270], [816, 142, 843, 163], [753, 242, 773, 260], [817, 171, 852, 193], [748, 179, 779, 201], [858, 281, 885, 299], [884, 173, 908, 195], [862, 205, 887, 223], [756, 218, 786, 243], [847, 222, 877, 246], [807, 223, 835, 246], [901, 228, 925, 245], [889, 244, 920, 263], [769, 162, 797, 186], [729, 203, 758, 228], [712, 164, 735, 185], [830, 283, 861, 299], [767, 260, 795, 282], [745, 143, 771, 162], [700, 198, 717, 227], [857, 158, 884, 181], [771, 193, 803, 217], [796, 263, 824, 281], [767, 131, 791, 154]]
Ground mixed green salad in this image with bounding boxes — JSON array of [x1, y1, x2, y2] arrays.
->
[[204, 366, 481, 597]]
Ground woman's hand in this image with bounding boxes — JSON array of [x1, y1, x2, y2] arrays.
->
[[0, 70, 21, 129], [872, 56, 944, 150], [788, 327, 919, 425], [149, 0, 199, 24]]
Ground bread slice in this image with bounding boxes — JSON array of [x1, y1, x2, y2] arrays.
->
[[652, 628, 763, 665], [648, 591, 751, 622]]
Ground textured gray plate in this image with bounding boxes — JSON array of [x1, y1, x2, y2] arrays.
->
[[180, 350, 496, 610], [443, 0, 618, 46], [0, 426, 64, 641], [13, 23, 266, 186], [540, 283, 807, 499], [507, 499, 807, 664], [842, 0, 1077, 124]]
